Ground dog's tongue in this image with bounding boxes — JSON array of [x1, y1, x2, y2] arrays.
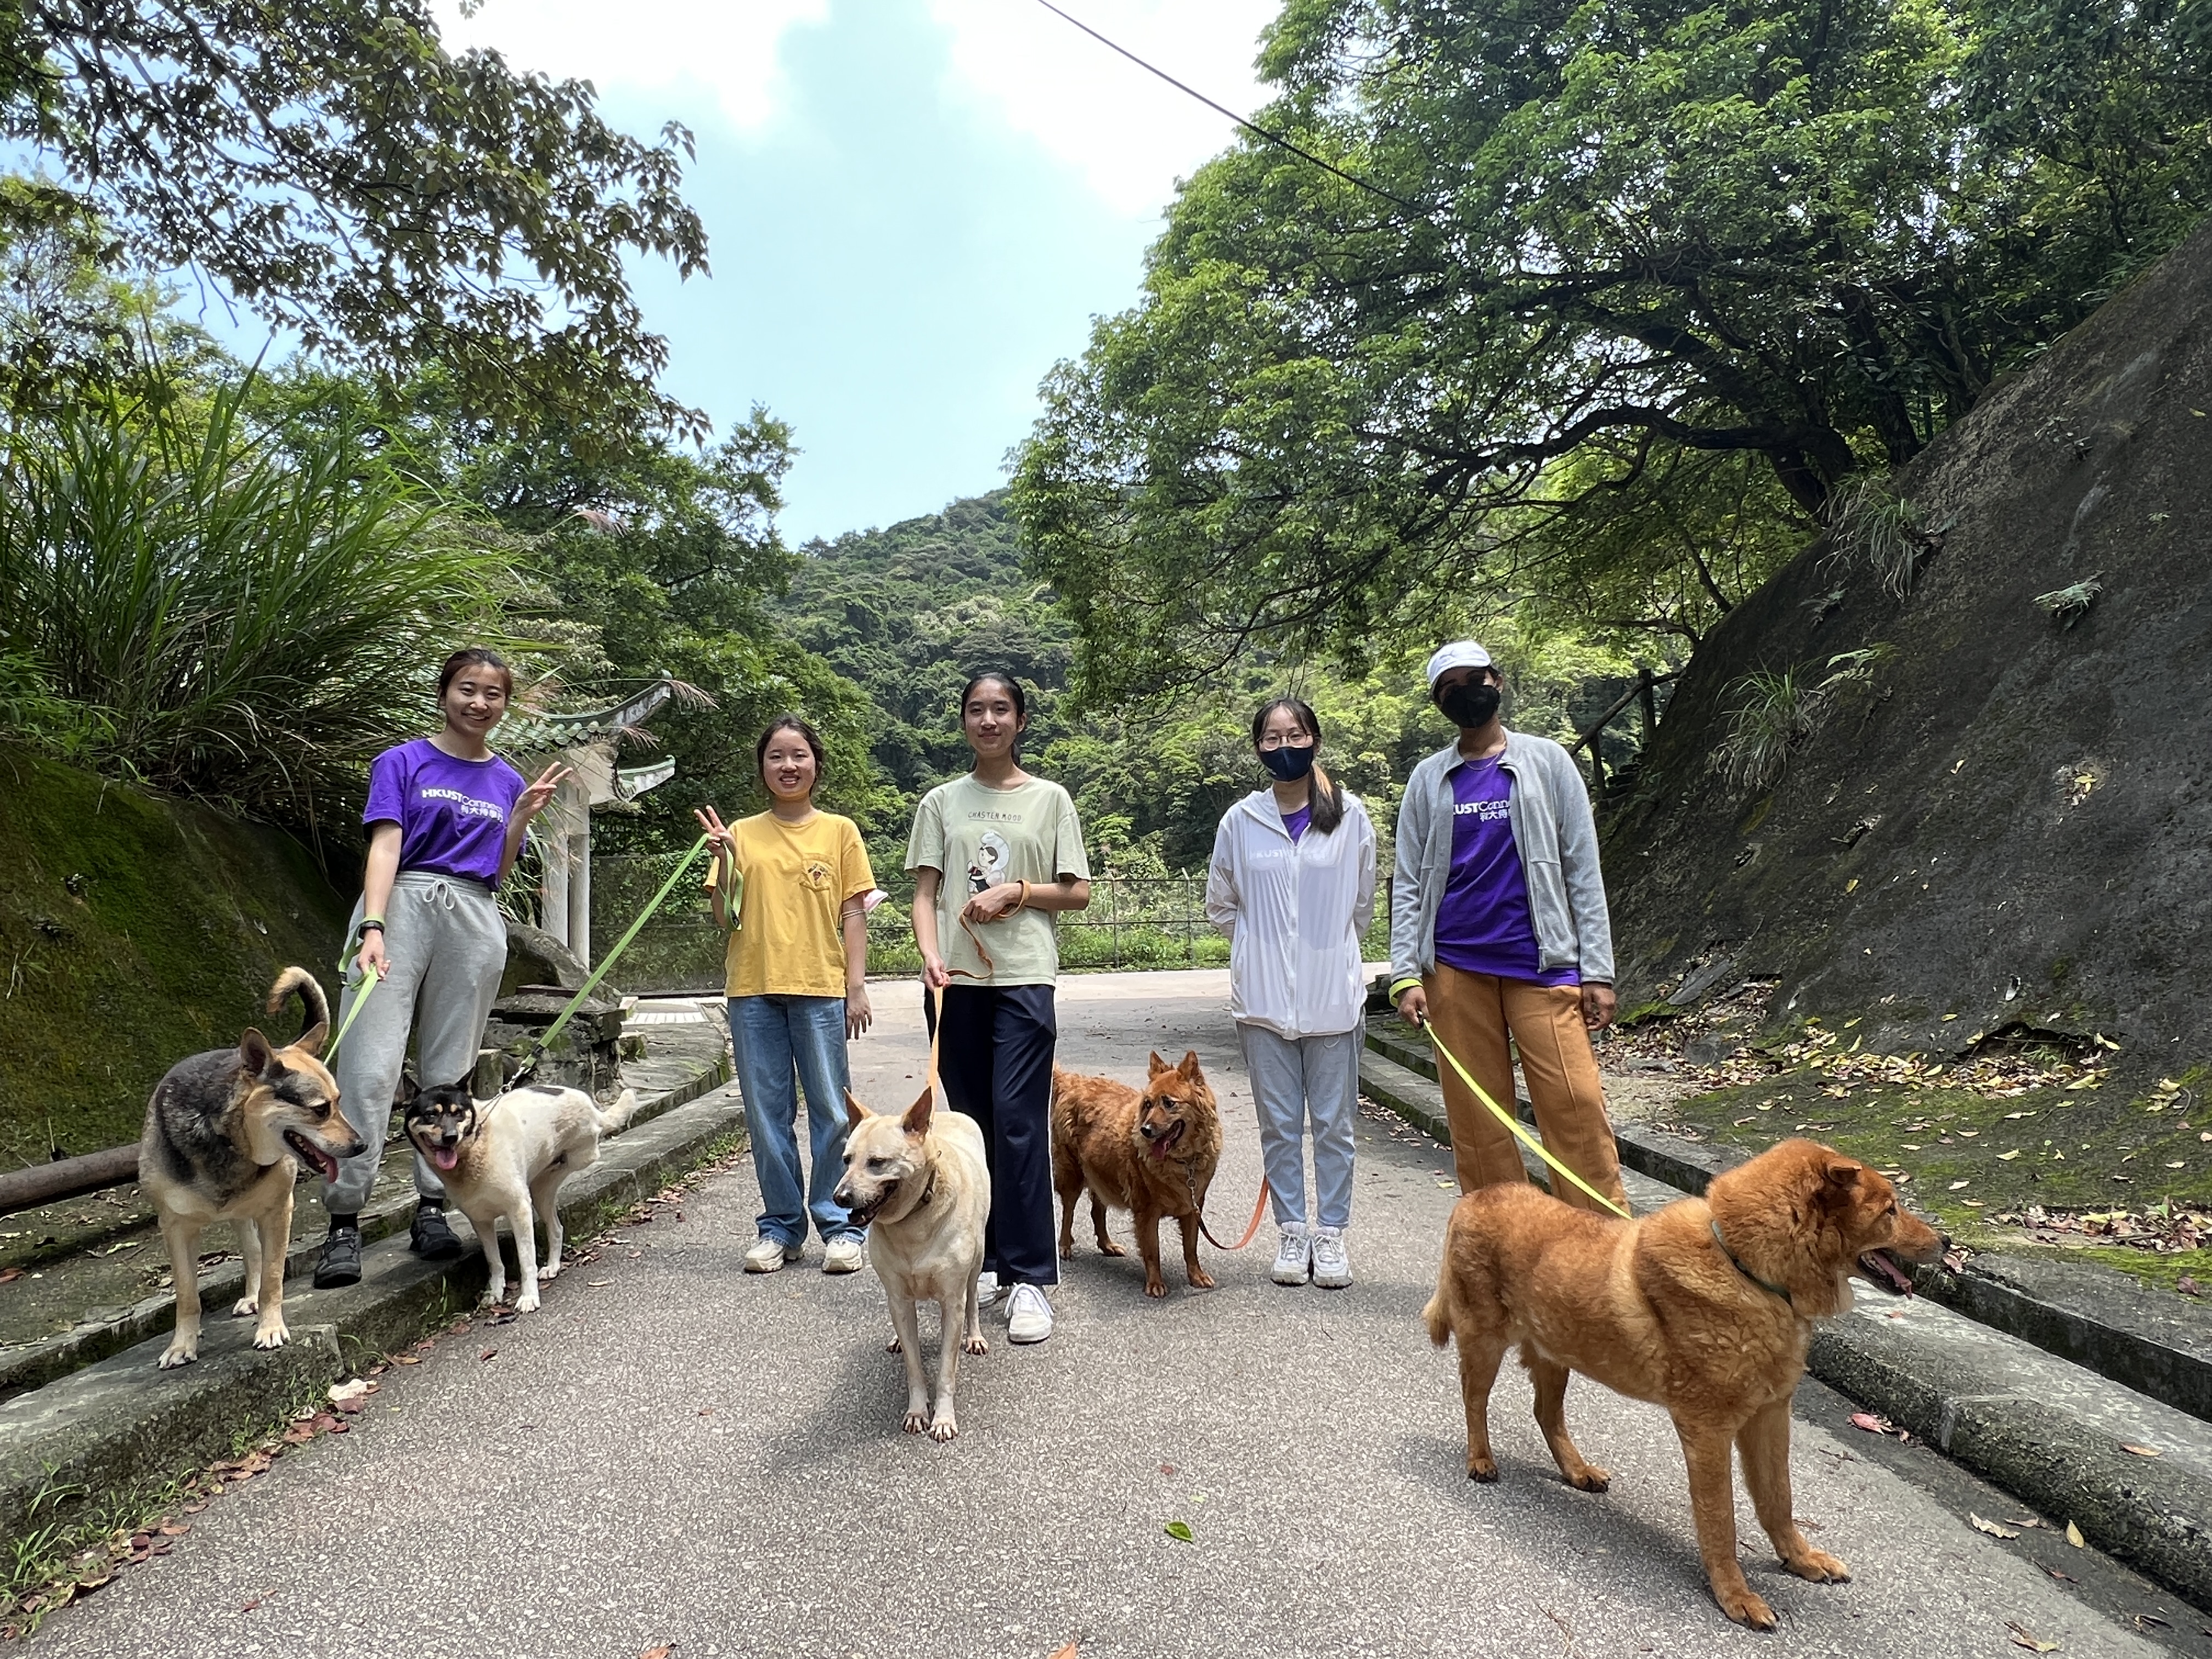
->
[[432, 1146, 460, 1172]]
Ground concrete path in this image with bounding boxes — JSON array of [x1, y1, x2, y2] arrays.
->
[[26, 973, 2188, 1658]]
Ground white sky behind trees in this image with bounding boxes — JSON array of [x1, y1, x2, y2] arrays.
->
[[429, 0, 1278, 540]]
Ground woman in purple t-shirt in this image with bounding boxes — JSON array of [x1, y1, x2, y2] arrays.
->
[[311, 648, 570, 1290]]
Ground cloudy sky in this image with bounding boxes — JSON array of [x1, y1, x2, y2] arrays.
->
[[430, 0, 1280, 543]]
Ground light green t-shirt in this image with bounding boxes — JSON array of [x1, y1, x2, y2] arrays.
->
[[905, 775, 1092, 986]]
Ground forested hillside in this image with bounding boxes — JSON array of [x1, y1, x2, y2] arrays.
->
[[781, 494, 1664, 876]]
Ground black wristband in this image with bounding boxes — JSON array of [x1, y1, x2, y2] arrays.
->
[[359, 920, 385, 933]]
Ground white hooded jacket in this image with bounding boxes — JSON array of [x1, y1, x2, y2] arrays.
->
[[1205, 786, 1378, 1039]]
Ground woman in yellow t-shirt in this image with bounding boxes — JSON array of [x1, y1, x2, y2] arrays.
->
[[695, 715, 876, 1276]]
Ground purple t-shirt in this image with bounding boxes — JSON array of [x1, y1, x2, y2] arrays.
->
[[1432, 755, 1579, 986], [364, 740, 527, 888], [1282, 803, 1312, 843]]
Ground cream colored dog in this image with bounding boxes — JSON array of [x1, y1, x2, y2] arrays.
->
[[833, 1085, 990, 1442], [404, 1079, 638, 1313]]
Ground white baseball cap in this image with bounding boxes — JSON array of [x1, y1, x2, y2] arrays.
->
[[1424, 641, 1494, 686]]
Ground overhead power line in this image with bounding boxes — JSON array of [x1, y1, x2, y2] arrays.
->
[[1029, 0, 1426, 216]]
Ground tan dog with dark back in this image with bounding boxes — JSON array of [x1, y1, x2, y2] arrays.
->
[[1051, 1051, 1223, 1297], [1424, 1138, 1944, 1628], [834, 1085, 990, 1442], [139, 967, 363, 1369]]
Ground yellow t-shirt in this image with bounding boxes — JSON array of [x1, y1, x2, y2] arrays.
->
[[718, 811, 876, 998]]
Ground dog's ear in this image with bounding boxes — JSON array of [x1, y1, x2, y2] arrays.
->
[[295, 1019, 329, 1058], [901, 1085, 935, 1137], [1824, 1162, 1863, 1191], [1177, 1049, 1204, 1082], [239, 1028, 274, 1074], [843, 1089, 871, 1130], [1148, 1051, 1171, 1077], [441, 1080, 473, 1103], [394, 1073, 420, 1109]]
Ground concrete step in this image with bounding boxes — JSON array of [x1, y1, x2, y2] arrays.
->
[[0, 1075, 746, 1549], [1356, 1040, 2212, 1607]]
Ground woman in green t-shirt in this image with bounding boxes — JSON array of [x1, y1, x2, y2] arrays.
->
[[906, 672, 1091, 1346]]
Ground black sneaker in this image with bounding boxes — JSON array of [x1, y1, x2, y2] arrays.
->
[[313, 1222, 363, 1289], [410, 1201, 464, 1261]]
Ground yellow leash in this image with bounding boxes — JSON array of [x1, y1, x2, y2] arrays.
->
[[1419, 1017, 1630, 1220]]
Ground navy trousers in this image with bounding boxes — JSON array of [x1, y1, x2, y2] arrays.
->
[[932, 983, 1059, 1288]]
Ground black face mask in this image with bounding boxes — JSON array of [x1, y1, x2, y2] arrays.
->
[[1437, 681, 1502, 730], [1260, 742, 1316, 782]]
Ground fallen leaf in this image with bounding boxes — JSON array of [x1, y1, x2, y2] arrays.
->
[[1158, 1463, 1177, 1475], [1948, 1180, 1971, 1190], [0, 1268, 21, 1285], [1997, 1150, 2022, 1161], [639, 1647, 674, 1659], [1971, 1514, 2021, 1539], [241, 1598, 263, 1614], [1848, 1412, 1894, 1435], [2006, 1622, 2058, 1653], [2120, 1444, 2161, 1458], [2044, 1566, 2075, 1583], [2178, 1276, 2204, 1297], [479, 1348, 498, 1362], [1047, 1645, 1080, 1659], [2066, 1520, 2085, 1547], [393, 1355, 421, 1365], [1163, 1520, 1194, 1543], [587, 1279, 612, 1288]]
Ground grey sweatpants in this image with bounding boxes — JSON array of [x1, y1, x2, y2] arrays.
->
[[325, 871, 509, 1215], [1237, 1023, 1360, 1231]]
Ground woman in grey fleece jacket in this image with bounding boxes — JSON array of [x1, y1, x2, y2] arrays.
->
[[1386, 641, 1628, 1212]]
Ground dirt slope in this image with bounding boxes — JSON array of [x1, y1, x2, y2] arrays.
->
[[1603, 219, 2212, 1079]]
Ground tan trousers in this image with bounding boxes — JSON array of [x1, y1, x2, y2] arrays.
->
[[1425, 962, 1627, 1214]]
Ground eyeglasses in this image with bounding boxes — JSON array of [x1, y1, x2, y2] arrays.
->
[[1256, 733, 1314, 752]]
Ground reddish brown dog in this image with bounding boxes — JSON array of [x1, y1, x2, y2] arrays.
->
[[1051, 1051, 1224, 1297], [1424, 1138, 1944, 1628]]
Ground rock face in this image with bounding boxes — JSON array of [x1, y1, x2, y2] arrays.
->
[[1602, 221, 2212, 1075]]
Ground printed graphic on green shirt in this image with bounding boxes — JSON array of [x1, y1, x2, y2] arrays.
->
[[906, 775, 1091, 986]]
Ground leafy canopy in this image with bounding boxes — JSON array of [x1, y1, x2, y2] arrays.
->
[[3, 1, 709, 438], [1014, 0, 2212, 698]]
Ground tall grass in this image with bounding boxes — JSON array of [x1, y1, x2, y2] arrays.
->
[[1713, 647, 1890, 794], [0, 376, 521, 830]]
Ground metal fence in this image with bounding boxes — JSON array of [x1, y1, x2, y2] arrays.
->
[[590, 856, 1391, 994]]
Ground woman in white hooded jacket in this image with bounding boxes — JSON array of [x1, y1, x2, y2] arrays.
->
[[1205, 697, 1377, 1289]]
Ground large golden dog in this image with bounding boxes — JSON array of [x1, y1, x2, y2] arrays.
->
[[1424, 1138, 1944, 1628]]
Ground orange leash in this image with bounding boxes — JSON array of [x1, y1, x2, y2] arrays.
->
[[1187, 1167, 1272, 1252]]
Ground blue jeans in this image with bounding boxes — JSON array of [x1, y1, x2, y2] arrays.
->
[[727, 995, 860, 1246]]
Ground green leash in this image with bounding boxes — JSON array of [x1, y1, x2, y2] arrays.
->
[[516, 832, 714, 1078]]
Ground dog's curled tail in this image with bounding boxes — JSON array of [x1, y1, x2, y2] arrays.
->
[[1421, 1249, 1456, 1349], [266, 965, 330, 1043], [596, 1088, 641, 1135]]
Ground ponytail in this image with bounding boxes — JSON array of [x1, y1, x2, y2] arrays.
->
[[1308, 763, 1345, 835]]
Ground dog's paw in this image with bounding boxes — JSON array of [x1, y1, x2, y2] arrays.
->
[[1058, 1239, 1075, 1260], [1187, 1266, 1216, 1290], [963, 1333, 988, 1356], [252, 1318, 290, 1351], [886, 1333, 904, 1353], [902, 1408, 928, 1435], [1784, 1548, 1850, 1584], [514, 1290, 540, 1314], [1099, 1239, 1127, 1257], [230, 1294, 259, 1318], [1144, 1278, 1168, 1299], [928, 1415, 958, 1443], [157, 1341, 199, 1370], [1564, 1463, 1611, 1493], [1715, 1584, 1779, 1631], [537, 1262, 562, 1282], [1466, 1455, 1500, 1483]]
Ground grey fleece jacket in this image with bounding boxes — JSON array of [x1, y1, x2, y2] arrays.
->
[[1387, 730, 1616, 988]]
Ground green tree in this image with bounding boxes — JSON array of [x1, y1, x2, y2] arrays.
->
[[1014, 0, 2212, 699], [3, 1, 710, 439]]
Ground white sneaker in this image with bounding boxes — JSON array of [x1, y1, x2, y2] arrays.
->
[[1006, 1283, 1054, 1344], [1311, 1227, 1352, 1289], [822, 1236, 866, 1274], [1271, 1222, 1312, 1285], [975, 1269, 1005, 1308], [744, 1235, 799, 1273]]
